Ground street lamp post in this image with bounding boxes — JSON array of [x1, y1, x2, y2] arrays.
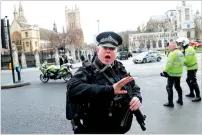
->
[[4, 16, 16, 83], [97, 20, 100, 34], [164, 10, 174, 55], [162, 21, 167, 55]]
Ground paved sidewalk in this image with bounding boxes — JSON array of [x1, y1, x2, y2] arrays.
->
[[1, 81, 31, 89]]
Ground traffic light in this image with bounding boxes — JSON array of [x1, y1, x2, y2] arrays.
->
[[1, 19, 8, 49]]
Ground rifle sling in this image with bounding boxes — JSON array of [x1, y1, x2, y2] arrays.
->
[[93, 62, 130, 128], [93, 63, 114, 85]]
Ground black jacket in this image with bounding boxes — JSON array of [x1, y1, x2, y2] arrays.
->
[[66, 57, 142, 133]]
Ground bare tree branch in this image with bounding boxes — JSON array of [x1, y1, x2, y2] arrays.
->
[[66, 28, 84, 46], [144, 19, 169, 33], [48, 32, 60, 50]]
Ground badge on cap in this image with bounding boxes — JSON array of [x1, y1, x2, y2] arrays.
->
[[96, 31, 123, 47], [100, 36, 118, 45]]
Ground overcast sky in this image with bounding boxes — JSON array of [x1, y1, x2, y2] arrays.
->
[[1, 1, 201, 44]]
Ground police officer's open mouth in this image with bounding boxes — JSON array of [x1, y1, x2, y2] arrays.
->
[[105, 55, 111, 59]]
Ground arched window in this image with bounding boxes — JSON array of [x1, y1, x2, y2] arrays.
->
[[187, 31, 191, 38], [164, 40, 168, 47], [146, 40, 150, 45], [146, 40, 150, 49], [11, 31, 21, 45], [25, 32, 28, 37], [152, 40, 156, 48], [158, 40, 162, 48]]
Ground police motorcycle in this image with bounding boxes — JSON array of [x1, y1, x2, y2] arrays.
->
[[39, 61, 72, 83]]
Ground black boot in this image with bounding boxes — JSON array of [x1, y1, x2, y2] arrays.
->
[[192, 82, 201, 100], [192, 97, 201, 102], [175, 84, 183, 105], [176, 100, 183, 105], [186, 77, 195, 98], [185, 93, 195, 98], [163, 103, 174, 107]]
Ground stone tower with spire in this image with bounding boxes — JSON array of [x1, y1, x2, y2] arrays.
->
[[65, 5, 84, 46], [13, 4, 18, 20], [65, 5, 81, 31], [11, 1, 41, 53], [16, 1, 27, 23]]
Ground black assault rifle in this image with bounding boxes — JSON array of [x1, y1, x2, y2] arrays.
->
[[92, 62, 146, 131]]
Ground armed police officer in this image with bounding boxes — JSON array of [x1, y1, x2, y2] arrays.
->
[[66, 31, 143, 134], [176, 37, 201, 102], [161, 42, 184, 107]]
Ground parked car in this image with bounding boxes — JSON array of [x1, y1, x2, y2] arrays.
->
[[117, 51, 129, 60], [132, 51, 162, 64], [133, 47, 148, 53]]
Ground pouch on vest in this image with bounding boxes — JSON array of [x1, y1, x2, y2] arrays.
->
[[66, 91, 80, 120]]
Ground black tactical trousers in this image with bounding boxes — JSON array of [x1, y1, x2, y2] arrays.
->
[[166, 77, 183, 103], [186, 69, 201, 97]]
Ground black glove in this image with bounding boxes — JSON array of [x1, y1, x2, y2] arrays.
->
[[160, 72, 169, 77]]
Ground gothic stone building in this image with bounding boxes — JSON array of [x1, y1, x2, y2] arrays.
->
[[10, 1, 58, 53]]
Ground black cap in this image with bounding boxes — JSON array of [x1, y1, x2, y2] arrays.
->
[[96, 31, 122, 48]]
